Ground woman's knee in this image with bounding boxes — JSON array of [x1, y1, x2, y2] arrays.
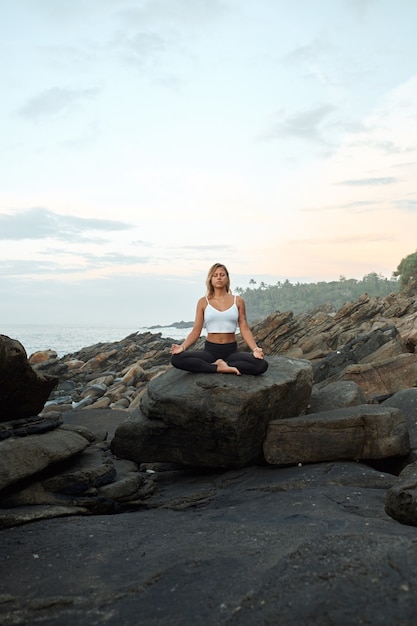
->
[[171, 353, 185, 369], [256, 359, 269, 375]]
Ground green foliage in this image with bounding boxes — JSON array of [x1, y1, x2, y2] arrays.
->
[[393, 251, 417, 295], [236, 273, 399, 322]]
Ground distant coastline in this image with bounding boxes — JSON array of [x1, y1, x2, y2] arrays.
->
[[148, 320, 194, 330]]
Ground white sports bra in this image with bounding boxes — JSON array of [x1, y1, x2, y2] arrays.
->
[[204, 296, 239, 333]]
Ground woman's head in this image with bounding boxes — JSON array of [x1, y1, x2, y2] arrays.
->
[[206, 263, 231, 296]]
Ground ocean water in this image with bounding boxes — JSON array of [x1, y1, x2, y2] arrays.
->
[[1, 324, 195, 358]]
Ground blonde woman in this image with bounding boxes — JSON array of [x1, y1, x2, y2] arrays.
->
[[170, 263, 268, 375]]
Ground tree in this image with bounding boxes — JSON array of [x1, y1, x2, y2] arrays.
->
[[393, 251, 417, 295]]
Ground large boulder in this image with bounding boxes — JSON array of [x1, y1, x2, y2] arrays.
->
[[263, 405, 409, 465], [112, 356, 313, 468], [0, 334, 58, 421], [340, 353, 417, 400]]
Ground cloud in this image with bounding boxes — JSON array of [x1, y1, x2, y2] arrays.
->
[[395, 199, 417, 212], [0, 251, 152, 281], [0, 259, 55, 276], [261, 104, 338, 144], [337, 177, 399, 186], [0, 208, 134, 242], [17, 87, 99, 122], [116, 30, 168, 67]]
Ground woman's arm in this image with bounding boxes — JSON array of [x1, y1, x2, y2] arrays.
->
[[237, 296, 265, 359], [170, 297, 205, 354]]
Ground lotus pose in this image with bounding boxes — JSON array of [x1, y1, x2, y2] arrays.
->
[[170, 263, 268, 376]]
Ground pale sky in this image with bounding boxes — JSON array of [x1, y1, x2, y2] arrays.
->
[[1, 0, 417, 326]]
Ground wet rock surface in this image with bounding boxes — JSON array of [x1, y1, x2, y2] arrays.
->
[[2, 463, 417, 625]]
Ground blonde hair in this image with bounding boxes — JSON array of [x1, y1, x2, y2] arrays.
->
[[205, 263, 231, 296]]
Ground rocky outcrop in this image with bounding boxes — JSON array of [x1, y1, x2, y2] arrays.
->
[[2, 292, 417, 531], [111, 356, 313, 468]]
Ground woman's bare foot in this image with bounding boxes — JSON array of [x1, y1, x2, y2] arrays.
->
[[214, 359, 241, 375]]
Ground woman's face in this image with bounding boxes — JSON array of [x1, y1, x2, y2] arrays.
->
[[211, 266, 228, 289]]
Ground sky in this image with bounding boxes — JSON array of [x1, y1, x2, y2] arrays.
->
[[1, 0, 417, 327]]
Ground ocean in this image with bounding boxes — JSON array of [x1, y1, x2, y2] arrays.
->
[[1, 324, 197, 358]]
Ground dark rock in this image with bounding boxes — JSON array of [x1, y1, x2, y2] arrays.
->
[[0, 429, 89, 491], [386, 460, 417, 526], [4, 463, 417, 626], [0, 413, 62, 441], [383, 388, 417, 449], [0, 334, 58, 421], [307, 380, 366, 413], [312, 325, 400, 384], [264, 405, 410, 465], [111, 356, 313, 468], [41, 447, 117, 495]]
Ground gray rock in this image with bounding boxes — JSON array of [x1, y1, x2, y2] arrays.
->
[[263, 404, 409, 465], [111, 356, 313, 468], [386, 460, 417, 526], [383, 388, 417, 449], [313, 324, 400, 384], [0, 428, 89, 491], [307, 380, 366, 413], [3, 463, 417, 626], [0, 413, 62, 441], [41, 447, 116, 495]]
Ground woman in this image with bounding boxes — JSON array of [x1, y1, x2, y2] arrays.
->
[[170, 263, 268, 375]]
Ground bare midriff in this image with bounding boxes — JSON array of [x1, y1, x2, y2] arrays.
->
[[206, 333, 236, 344]]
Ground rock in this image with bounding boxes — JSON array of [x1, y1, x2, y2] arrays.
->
[[0, 334, 58, 422], [0, 504, 89, 529], [41, 447, 116, 495], [62, 407, 130, 441], [383, 388, 417, 449], [385, 460, 417, 526], [2, 292, 417, 531], [28, 349, 58, 364], [4, 462, 417, 625], [0, 428, 89, 491], [0, 413, 63, 441], [263, 405, 409, 465], [307, 380, 366, 413], [112, 356, 313, 468], [340, 353, 417, 400], [312, 325, 401, 384], [252, 293, 417, 366], [120, 363, 146, 386]]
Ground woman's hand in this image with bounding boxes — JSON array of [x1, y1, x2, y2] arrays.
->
[[252, 346, 264, 359], [170, 343, 185, 355]]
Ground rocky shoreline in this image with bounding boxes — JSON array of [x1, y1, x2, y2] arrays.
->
[[2, 292, 417, 624]]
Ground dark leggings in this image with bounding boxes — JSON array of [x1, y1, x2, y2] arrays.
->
[[171, 340, 268, 376]]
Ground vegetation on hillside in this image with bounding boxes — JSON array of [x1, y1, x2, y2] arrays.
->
[[235, 272, 399, 322], [393, 251, 417, 296]]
